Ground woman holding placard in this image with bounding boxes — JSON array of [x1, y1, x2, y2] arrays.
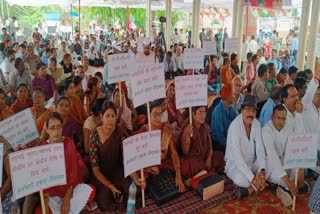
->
[[179, 106, 213, 179], [36, 112, 95, 214], [10, 82, 33, 113], [89, 101, 142, 212]]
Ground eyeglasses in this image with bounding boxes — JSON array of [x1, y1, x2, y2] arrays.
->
[[152, 112, 162, 118], [47, 125, 63, 131]]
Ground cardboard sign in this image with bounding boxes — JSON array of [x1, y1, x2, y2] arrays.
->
[[131, 64, 166, 108], [23, 28, 32, 37], [9, 143, 66, 200], [0, 108, 39, 149], [175, 75, 208, 109], [108, 53, 134, 84], [123, 131, 161, 177], [0, 144, 3, 187], [203, 41, 217, 55], [284, 134, 318, 169], [224, 38, 239, 52], [183, 48, 204, 69]]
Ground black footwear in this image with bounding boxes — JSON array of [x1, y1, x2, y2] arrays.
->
[[266, 181, 278, 191], [299, 181, 311, 193], [237, 187, 249, 200]]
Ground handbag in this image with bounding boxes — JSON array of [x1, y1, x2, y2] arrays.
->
[[147, 169, 180, 206]]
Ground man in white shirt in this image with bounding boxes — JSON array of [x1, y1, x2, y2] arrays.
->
[[172, 28, 180, 45], [249, 35, 259, 54], [263, 105, 303, 207], [81, 55, 95, 77], [225, 95, 267, 199], [77, 65, 89, 91], [281, 84, 304, 133], [302, 77, 320, 133], [136, 40, 157, 68], [0, 49, 16, 81]]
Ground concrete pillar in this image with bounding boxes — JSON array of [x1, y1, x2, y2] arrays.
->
[[146, 0, 152, 38], [232, 0, 238, 38], [236, 0, 244, 68], [192, 0, 201, 47], [297, 0, 312, 71], [306, 0, 320, 70], [165, 0, 172, 50]]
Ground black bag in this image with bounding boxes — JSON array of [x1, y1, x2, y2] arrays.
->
[[147, 170, 180, 206]]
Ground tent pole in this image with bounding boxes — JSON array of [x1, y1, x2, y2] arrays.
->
[[78, 0, 80, 36], [6, 0, 10, 18], [71, 3, 73, 38]]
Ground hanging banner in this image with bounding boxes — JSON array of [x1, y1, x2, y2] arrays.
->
[[243, 0, 292, 9]]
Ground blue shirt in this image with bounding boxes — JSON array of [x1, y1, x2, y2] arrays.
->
[[291, 37, 298, 51], [259, 98, 277, 127], [41, 55, 49, 67], [210, 100, 237, 149], [281, 56, 295, 71], [268, 58, 282, 72]]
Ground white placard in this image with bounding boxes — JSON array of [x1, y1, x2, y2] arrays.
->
[[131, 64, 166, 108], [183, 48, 204, 69], [224, 38, 239, 52], [175, 75, 208, 109], [284, 134, 318, 169], [0, 143, 3, 188], [203, 41, 217, 55], [123, 131, 161, 177], [137, 37, 145, 53], [0, 108, 39, 149], [9, 144, 66, 200], [16, 35, 25, 43], [108, 53, 134, 84], [23, 28, 32, 37]]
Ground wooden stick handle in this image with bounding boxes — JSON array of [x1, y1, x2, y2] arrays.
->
[[40, 190, 46, 214], [119, 82, 122, 107], [292, 168, 299, 211], [141, 169, 145, 208]]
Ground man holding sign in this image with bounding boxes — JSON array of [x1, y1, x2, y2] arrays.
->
[[262, 105, 302, 207]]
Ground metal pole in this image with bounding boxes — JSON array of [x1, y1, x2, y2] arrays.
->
[[71, 3, 73, 38], [78, 0, 81, 35], [231, 0, 238, 38]]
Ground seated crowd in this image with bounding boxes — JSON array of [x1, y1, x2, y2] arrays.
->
[[0, 34, 319, 214]]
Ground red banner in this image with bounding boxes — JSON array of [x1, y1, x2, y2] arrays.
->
[[243, 0, 292, 9]]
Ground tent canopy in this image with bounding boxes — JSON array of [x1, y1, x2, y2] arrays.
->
[[6, 0, 302, 11]]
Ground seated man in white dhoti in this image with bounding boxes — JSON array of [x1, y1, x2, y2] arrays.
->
[[225, 95, 267, 199], [262, 105, 305, 207]]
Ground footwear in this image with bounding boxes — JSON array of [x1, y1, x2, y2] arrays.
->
[[266, 181, 278, 191], [299, 181, 310, 193], [276, 186, 293, 207], [237, 187, 249, 200]]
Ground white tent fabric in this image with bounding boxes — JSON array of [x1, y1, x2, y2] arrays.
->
[[6, 0, 302, 10]]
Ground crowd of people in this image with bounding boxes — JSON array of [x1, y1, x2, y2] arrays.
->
[[0, 19, 319, 214]]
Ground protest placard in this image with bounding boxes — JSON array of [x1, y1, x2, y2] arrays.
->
[[108, 53, 134, 84], [224, 38, 239, 52], [47, 26, 57, 34], [0, 108, 39, 149], [203, 41, 217, 55], [0, 144, 3, 187], [123, 130, 161, 177], [9, 143, 66, 200], [183, 48, 204, 69], [23, 28, 33, 37], [131, 63, 166, 108], [175, 75, 208, 109], [16, 35, 25, 43], [284, 134, 318, 169], [137, 37, 149, 53]]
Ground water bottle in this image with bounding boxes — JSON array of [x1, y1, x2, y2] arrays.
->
[[127, 180, 137, 214]]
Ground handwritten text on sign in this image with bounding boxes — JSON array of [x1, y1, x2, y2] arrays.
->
[[224, 38, 239, 52], [0, 108, 39, 149], [9, 144, 66, 200], [175, 75, 208, 109], [123, 130, 161, 177], [108, 53, 134, 84], [183, 48, 204, 69], [131, 64, 166, 108], [284, 134, 318, 169], [203, 41, 217, 55]]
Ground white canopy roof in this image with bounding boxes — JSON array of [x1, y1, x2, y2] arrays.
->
[[6, 0, 302, 10]]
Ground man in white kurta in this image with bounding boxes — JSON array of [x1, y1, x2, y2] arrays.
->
[[263, 105, 299, 206], [225, 95, 267, 198]]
